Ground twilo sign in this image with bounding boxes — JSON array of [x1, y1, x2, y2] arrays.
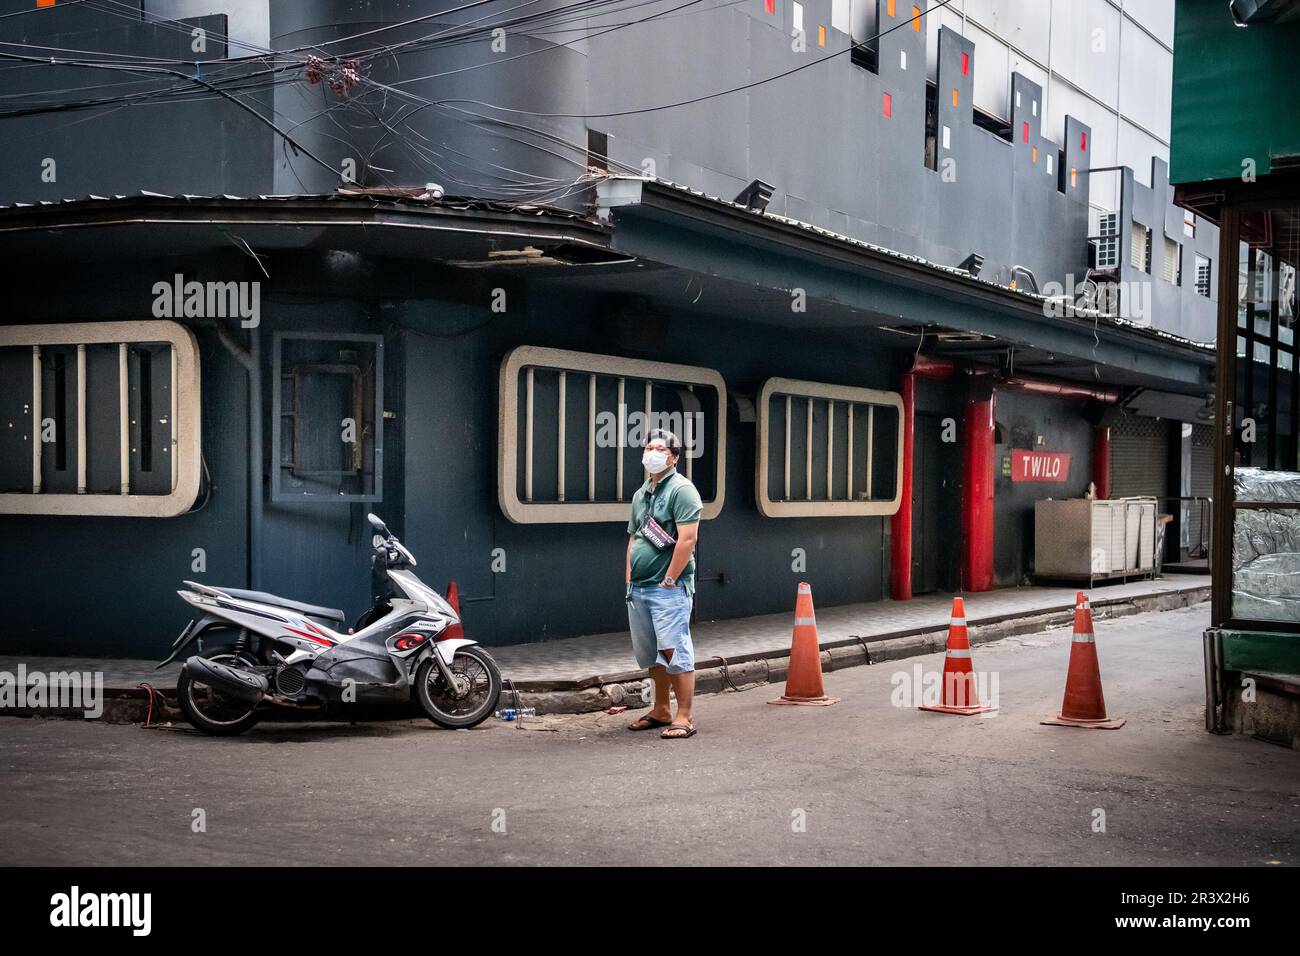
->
[[1011, 450, 1071, 483]]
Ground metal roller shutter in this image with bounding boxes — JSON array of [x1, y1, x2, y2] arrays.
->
[[1109, 413, 1169, 499]]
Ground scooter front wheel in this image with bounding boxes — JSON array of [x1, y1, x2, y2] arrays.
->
[[415, 646, 502, 729]]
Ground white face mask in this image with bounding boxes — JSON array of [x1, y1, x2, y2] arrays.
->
[[642, 449, 670, 474]]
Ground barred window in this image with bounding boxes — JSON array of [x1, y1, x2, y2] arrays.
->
[[497, 346, 725, 523], [271, 333, 383, 503], [0, 321, 201, 517], [756, 378, 903, 517]]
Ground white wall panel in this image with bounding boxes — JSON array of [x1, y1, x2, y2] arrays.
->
[[1121, 0, 1175, 47], [966, 22, 1012, 118], [966, 0, 1051, 61], [1049, 0, 1120, 106], [1046, 81, 1116, 165], [1118, 122, 1170, 187], [1117, 22, 1172, 141]]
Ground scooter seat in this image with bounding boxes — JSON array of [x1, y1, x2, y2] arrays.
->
[[213, 587, 347, 625]]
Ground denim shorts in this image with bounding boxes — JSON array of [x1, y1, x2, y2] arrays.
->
[[628, 584, 695, 675]]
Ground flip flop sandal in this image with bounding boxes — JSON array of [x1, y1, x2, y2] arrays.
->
[[627, 714, 673, 731], [660, 722, 697, 739]]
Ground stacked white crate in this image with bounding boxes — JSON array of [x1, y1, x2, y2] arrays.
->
[[1036, 497, 1157, 583]]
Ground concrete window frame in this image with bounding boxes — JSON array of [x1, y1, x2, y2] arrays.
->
[[497, 345, 726, 524], [755, 377, 904, 518], [0, 320, 201, 518]]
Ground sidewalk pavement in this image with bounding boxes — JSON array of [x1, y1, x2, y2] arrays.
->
[[0, 576, 1209, 698], [493, 576, 1209, 685]]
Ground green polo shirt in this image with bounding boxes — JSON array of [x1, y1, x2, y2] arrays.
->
[[627, 468, 703, 594]]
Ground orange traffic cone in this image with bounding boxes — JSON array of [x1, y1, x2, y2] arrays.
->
[[768, 583, 839, 706], [1042, 592, 1125, 729], [442, 580, 465, 641], [919, 596, 996, 715]]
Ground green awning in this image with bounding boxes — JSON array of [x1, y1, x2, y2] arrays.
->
[[1171, 1, 1300, 185]]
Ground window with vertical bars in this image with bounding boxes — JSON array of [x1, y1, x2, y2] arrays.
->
[[756, 378, 903, 517], [0, 321, 201, 516], [271, 333, 382, 503], [497, 346, 725, 523]]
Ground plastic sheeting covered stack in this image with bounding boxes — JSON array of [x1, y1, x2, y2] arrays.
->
[[1233, 467, 1300, 623]]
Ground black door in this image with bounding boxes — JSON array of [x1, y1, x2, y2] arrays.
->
[[912, 414, 959, 594]]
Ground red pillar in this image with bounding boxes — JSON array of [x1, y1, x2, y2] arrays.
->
[[889, 357, 953, 601], [962, 393, 996, 592], [890, 371, 916, 600], [1092, 426, 1111, 499]]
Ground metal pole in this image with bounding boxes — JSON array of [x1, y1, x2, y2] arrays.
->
[[524, 367, 534, 502], [784, 394, 792, 500], [248, 329, 263, 590], [31, 346, 41, 495], [118, 343, 129, 495], [557, 371, 566, 502], [616, 378, 626, 500], [76, 345, 86, 494], [588, 373, 596, 501], [846, 404, 855, 500]]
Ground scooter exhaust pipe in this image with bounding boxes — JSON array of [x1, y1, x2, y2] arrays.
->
[[183, 656, 269, 704]]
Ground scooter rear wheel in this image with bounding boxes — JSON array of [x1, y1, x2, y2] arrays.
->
[[177, 646, 263, 736], [415, 646, 502, 729]]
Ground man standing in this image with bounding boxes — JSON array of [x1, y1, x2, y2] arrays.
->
[[625, 428, 702, 739]]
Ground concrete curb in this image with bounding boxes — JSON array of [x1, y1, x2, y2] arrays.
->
[[537, 584, 1210, 715], [2, 585, 1209, 725]]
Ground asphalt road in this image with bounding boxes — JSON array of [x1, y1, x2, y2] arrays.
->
[[2, 602, 1297, 866]]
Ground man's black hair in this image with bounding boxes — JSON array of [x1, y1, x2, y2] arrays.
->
[[647, 427, 682, 455]]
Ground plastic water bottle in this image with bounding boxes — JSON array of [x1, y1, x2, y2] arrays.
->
[[494, 707, 536, 721]]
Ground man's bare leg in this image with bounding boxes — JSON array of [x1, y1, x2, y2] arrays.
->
[[628, 663, 674, 729], [649, 663, 673, 720], [662, 668, 694, 736]]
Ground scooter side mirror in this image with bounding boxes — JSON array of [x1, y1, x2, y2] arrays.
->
[[367, 513, 389, 536]]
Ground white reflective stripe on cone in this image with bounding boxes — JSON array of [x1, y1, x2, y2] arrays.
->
[[946, 648, 972, 658], [1072, 633, 1095, 643], [950, 617, 967, 627], [794, 617, 817, 626]]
